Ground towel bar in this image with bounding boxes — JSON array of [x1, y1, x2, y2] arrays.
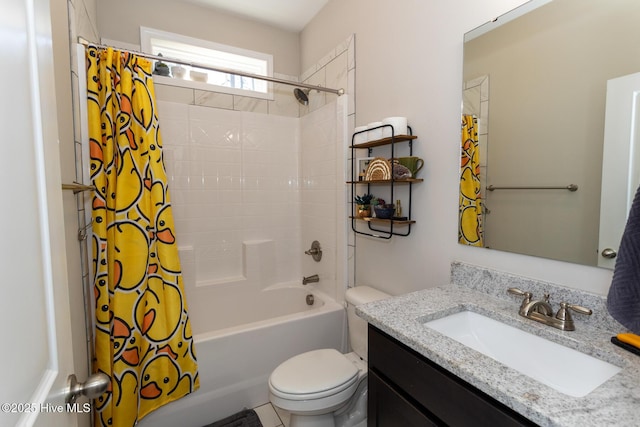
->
[[487, 184, 578, 192]]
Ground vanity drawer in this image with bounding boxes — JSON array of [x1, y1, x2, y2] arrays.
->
[[369, 370, 439, 427], [368, 325, 536, 427]]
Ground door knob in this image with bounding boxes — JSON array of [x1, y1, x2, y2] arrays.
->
[[601, 248, 617, 259], [65, 372, 110, 404]]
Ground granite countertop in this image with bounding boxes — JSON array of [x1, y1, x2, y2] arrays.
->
[[357, 283, 640, 427]]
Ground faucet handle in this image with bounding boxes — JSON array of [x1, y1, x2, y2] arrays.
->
[[560, 302, 592, 316], [507, 288, 533, 315], [555, 302, 592, 329], [507, 287, 526, 296], [507, 288, 532, 302]]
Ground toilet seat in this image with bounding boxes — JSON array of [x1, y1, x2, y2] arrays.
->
[[269, 349, 359, 401]]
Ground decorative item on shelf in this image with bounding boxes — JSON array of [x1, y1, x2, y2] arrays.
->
[[396, 156, 424, 178], [364, 157, 392, 181], [371, 197, 385, 212], [190, 70, 208, 82], [393, 199, 407, 221], [374, 203, 396, 219], [357, 157, 374, 181], [153, 53, 170, 76], [392, 162, 412, 180], [171, 65, 187, 79], [354, 193, 374, 218]]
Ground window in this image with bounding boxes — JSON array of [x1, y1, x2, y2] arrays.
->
[[140, 27, 273, 99]]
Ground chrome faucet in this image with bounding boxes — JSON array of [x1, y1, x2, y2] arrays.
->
[[507, 288, 592, 331], [302, 274, 319, 285], [522, 292, 553, 317]]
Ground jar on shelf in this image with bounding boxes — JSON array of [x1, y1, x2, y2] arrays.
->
[[356, 205, 371, 218]]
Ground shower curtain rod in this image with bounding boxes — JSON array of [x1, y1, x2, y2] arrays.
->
[[78, 37, 345, 96]]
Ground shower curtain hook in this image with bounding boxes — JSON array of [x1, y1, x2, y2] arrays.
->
[[78, 219, 93, 241]]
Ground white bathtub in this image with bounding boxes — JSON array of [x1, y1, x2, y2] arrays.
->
[[137, 286, 347, 427]]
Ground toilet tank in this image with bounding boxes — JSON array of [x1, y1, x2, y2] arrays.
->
[[345, 286, 390, 360]]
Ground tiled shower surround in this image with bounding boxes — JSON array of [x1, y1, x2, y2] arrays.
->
[[158, 98, 348, 310], [150, 34, 355, 311], [159, 102, 302, 286]]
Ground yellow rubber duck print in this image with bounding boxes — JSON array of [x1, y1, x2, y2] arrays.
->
[[109, 221, 149, 290], [140, 353, 192, 401], [87, 45, 198, 426], [134, 276, 182, 342], [155, 204, 181, 273], [113, 317, 139, 366]]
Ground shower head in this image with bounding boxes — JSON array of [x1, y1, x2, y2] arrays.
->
[[294, 88, 310, 106]]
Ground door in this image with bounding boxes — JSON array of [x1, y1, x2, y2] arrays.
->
[[0, 0, 77, 425], [598, 72, 640, 268]]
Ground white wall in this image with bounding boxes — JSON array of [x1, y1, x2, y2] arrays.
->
[[96, 0, 300, 77], [302, 0, 614, 296], [51, 1, 100, 426]]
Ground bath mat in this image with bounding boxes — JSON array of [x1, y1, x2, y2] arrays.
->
[[203, 409, 263, 427]]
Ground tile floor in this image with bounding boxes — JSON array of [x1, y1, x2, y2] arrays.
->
[[253, 403, 290, 427]]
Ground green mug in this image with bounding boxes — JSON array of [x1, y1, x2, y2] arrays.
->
[[396, 156, 424, 177]]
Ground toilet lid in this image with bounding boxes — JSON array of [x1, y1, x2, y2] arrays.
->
[[269, 349, 359, 400]]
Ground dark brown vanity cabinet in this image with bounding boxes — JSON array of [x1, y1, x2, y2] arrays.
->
[[367, 325, 538, 427]]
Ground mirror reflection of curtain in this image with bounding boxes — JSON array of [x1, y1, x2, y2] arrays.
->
[[459, 115, 484, 246]]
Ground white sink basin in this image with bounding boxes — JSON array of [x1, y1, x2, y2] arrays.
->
[[424, 311, 621, 397]]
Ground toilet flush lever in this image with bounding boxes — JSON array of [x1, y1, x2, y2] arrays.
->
[[305, 240, 322, 262]]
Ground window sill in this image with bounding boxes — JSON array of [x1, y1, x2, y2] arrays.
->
[[152, 75, 273, 101]]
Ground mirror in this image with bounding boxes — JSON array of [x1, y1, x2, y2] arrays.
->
[[460, 0, 640, 268]]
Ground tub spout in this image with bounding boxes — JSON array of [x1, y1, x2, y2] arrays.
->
[[302, 274, 319, 285]]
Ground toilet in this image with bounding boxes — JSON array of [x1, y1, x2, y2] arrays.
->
[[268, 286, 390, 427]]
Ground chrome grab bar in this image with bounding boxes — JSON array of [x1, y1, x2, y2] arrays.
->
[[487, 184, 578, 192]]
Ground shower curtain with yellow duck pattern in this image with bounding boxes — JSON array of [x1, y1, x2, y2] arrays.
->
[[459, 115, 484, 246], [86, 46, 199, 426]]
